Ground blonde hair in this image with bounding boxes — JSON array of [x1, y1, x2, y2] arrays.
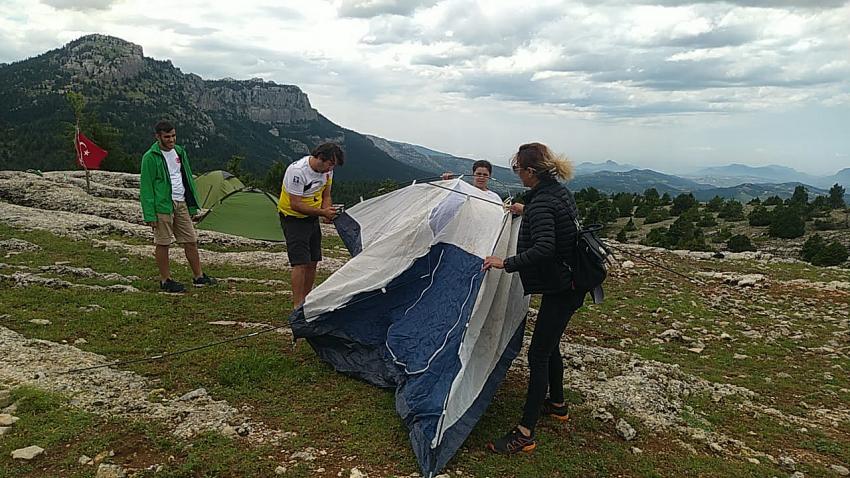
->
[[511, 142, 573, 180]]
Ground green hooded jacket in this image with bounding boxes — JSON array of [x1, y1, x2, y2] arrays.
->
[[139, 142, 200, 223]]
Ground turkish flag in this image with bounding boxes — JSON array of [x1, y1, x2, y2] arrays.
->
[[76, 132, 108, 170]]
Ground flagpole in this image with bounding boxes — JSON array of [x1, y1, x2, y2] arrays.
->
[[75, 121, 91, 193]]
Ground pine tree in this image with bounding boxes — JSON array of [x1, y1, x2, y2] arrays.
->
[[671, 193, 698, 216], [828, 183, 846, 209]]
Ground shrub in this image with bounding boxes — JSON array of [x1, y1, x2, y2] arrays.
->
[[671, 193, 698, 216], [642, 227, 669, 248], [711, 227, 733, 243], [727, 234, 756, 252], [718, 200, 745, 221], [764, 196, 783, 206], [813, 219, 841, 231], [612, 193, 635, 217], [811, 195, 831, 212], [803, 235, 848, 266], [769, 207, 805, 238], [748, 205, 772, 227], [812, 241, 849, 266], [643, 188, 661, 206], [585, 200, 618, 226], [616, 229, 627, 242], [642, 217, 711, 251], [697, 212, 717, 227], [644, 208, 670, 224], [634, 204, 652, 218], [801, 234, 825, 262], [707, 196, 725, 212], [575, 187, 604, 203]]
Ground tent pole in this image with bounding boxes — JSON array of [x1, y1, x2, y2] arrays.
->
[[75, 122, 91, 193]]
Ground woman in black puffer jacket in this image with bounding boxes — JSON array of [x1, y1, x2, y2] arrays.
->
[[483, 142, 584, 455]]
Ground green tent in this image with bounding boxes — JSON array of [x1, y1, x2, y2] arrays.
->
[[196, 188, 283, 242], [195, 170, 245, 209]]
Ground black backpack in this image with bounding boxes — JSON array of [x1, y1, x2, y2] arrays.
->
[[555, 195, 612, 303], [571, 222, 611, 300]]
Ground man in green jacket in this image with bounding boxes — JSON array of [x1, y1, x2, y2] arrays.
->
[[140, 120, 216, 293]]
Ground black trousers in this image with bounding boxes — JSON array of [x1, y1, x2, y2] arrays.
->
[[520, 291, 581, 431]]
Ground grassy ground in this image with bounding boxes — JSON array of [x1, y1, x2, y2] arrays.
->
[[1, 222, 848, 477]]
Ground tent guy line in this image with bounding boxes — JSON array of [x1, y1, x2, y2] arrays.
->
[[60, 324, 285, 374], [605, 242, 708, 286]]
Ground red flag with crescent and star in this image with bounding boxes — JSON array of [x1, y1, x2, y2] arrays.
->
[[75, 131, 108, 170]]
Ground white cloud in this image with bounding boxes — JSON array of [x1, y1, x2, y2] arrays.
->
[[337, 0, 439, 18], [40, 0, 119, 11]]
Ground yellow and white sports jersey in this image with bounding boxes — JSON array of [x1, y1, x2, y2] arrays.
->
[[278, 156, 333, 218]]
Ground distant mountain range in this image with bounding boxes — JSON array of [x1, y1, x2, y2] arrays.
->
[[569, 161, 849, 201], [574, 160, 641, 175], [683, 163, 847, 189], [570, 169, 707, 195], [691, 182, 834, 202]]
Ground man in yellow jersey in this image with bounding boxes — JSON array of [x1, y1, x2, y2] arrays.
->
[[278, 143, 345, 308]]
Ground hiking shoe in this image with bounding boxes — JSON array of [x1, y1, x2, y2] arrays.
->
[[486, 426, 536, 455], [160, 278, 185, 293], [192, 273, 217, 287], [542, 400, 570, 422]]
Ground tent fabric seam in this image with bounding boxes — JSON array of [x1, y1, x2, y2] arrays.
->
[[386, 269, 482, 376]]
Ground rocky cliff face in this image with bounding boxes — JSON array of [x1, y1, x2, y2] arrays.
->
[[61, 34, 146, 83], [198, 80, 317, 124], [58, 35, 317, 126]]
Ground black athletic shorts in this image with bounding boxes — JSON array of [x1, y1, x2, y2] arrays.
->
[[280, 213, 322, 266]]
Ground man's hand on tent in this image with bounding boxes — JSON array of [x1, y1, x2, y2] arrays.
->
[[320, 205, 338, 223], [483, 256, 505, 271], [509, 203, 524, 215]]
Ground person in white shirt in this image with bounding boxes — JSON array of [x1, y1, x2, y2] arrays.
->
[[441, 160, 503, 204], [139, 120, 216, 293], [277, 143, 345, 309]]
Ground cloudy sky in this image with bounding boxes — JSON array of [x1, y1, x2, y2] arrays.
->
[[1, 0, 849, 174]]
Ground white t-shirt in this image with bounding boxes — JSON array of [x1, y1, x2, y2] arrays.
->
[[481, 189, 502, 204], [283, 156, 332, 197], [162, 149, 185, 201]]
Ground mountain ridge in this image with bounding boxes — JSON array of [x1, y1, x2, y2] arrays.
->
[[0, 34, 429, 182]]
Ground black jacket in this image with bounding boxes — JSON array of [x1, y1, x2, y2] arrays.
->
[[504, 178, 581, 295]]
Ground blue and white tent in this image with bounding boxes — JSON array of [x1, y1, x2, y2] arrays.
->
[[290, 178, 529, 477]]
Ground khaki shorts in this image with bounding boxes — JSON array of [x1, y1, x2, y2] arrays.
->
[[153, 201, 198, 246]]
